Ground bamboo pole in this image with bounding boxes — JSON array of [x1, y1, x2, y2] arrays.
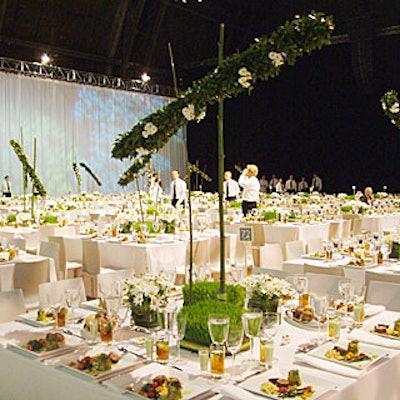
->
[[20, 126, 27, 211], [136, 179, 144, 223], [217, 23, 226, 301], [168, 41, 193, 305], [31, 136, 36, 221]]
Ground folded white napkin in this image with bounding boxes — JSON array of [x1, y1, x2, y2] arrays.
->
[[364, 304, 385, 318], [219, 383, 261, 400], [349, 329, 400, 350], [294, 353, 360, 379]]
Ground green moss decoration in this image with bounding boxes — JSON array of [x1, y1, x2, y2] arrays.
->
[[381, 90, 400, 130]]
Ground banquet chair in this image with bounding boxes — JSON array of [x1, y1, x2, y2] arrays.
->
[[285, 240, 305, 260], [306, 238, 323, 254], [259, 244, 283, 270], [305, 273, 350, 297], [234, 241, 254, 268], [328, 222, 341, 241], [303, 264, 344, 276], [365, 270, 400, 295], [352, 217, 363, 235], [8, 238, 26, 251], [253, 268, 288, 279], [245, 223, 265, 246], [184, 237, 209, 283], [13, 259, 50, 310], [49, 235, 82, 279], [38, 277, 86, 308], [39, 241, 61, 280], [81, 239, 115, 298], [366, 280, 400, 312], [207, 235, 232, 280], [341, 219, 352, 238], [0, 289, 26, 323], [97, 269, 134, 297]]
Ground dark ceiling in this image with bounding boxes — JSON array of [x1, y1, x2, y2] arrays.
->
[[1, 0, 400, 89]]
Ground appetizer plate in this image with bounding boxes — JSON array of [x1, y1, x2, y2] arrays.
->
[[80, 299, 103, 312], [241, 370, 333, 400], [283, 314, 326, 331], [56, 344, 141, 381], [18, 309, 86, 327], [105, 363, 215, 400], [307, 342, 386, 370], [5, 330, 82, 360]]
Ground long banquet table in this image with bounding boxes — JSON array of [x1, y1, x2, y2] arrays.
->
[[1, 308, 400, 399]]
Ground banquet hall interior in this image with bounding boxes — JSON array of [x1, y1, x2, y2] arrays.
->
[[0, 1, 400, 399]]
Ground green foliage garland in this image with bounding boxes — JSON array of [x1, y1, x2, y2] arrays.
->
[[112, 11, 334, 186], [381, 90, 400, 130], [79, 162, 102, 186], [10, 139, 47, 197], [72, 162, 82, 190]]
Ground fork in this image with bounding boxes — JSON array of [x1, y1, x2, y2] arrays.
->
[[116, 345, 146, 360]]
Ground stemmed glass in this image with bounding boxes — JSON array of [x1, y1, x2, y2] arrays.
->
[[242, 310, 263, 368], [311, 294, 328, 344], [338, 280, 354, 328], [259, 312, 278, 369], [65, 289, 80, 318], [352, 285, 366, 328], [225, 326, 244, 381], [172, 314, 187, 363], [208, 314, 229, 345], [152, 221, 160, 234], [140, 223, 149, 237]]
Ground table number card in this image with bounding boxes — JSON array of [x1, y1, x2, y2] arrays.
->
[[239, 227, 253, 243]]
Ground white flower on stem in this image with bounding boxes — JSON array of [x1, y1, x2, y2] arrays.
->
[[136, 147, 151, 156], [268, 51, 285, 67], [196, 110, 206, 122], [142, 122, 158, 138], [390, 102, 400, 113], [382, 102, 387, 110], [182, 104, 196, 121], [238, 76, 251, 88], [391, 119, 396, 125], [238, 67, 251, 77], [238, 67, 252, 88]]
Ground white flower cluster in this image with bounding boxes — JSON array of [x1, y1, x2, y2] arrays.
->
[[384, 233, 400, 245], [124, 274, 173, 311], [390, 102, 400, 114], [238, 67, 252, 88], [268, 51, 286, 67], [182, 104, 206, 122], [142, 122, 158, 138], [16, 212, 31, 223], [240, 273, 294, 300], [136, 147, 151, 156]]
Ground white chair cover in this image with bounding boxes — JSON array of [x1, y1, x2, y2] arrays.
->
[[259, 244, 283, 270], [0, 289, 26, 323], [285, 240, 305, 260], [305, 273, 350, 296], [306, 237, 323, 253], [366, 280, 400, 311]]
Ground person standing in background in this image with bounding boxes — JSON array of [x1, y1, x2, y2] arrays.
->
[[149, 172, 162, 201], [269, 174, 278, 193], [2, 175, 11, 197], [239, 164, 260, 216], [223, 171, 240, 201], [311, 173, 323, 192], [259, 175, 268, 193], [285, 174, 297, 194], [298, 176, 309, 192], [170, 169, 187, 208], [275, 178, 284, 194]]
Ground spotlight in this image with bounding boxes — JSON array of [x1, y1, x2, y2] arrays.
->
[[40, 53, 51, 65], [141, 72, 151, 83]]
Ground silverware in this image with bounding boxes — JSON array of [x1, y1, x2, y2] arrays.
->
[[61, 328, 86, 340], [116, 345, 146, 360]]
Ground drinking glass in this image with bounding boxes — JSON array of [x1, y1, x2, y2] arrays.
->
[[242, 310, 263, 368], [172, 314, 187, 362], [352, 285, 366, 328], [208, 314, 229, 345], [231, 267, 246, 284], [338, 280, 354, 327], [65, 289, 80, 317], [198, 347, 209, 376], [152, 221, 160, 234], [226, 326, 244, 380], [259, 312, 278, 368], [140, 223, 149, 236], [311, 294, 328, 343]]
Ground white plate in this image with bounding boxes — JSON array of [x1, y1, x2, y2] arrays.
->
[[56, 344, 141, 381], [80, 299, 102, 312], [18, 309, 86, 327], [5, 329, 82, 359], [283, 314, 326, 331], [106, 363, 215, 400], [307, 342, 386, 370], [241, 370, 333, 399]]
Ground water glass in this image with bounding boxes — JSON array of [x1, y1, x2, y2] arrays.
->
[[242, 310, 262, 368], [198, 347, 209, 375], [208, 314, 229, 345], [210, 343, 225, 378]]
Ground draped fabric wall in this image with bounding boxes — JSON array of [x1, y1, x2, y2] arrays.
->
[[0, 71, 186, 196]]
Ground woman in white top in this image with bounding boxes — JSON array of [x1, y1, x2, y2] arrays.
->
[[238, 164, 260, 216]]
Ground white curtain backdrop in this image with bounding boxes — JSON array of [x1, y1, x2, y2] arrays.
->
[[0, 71, 186, 196]]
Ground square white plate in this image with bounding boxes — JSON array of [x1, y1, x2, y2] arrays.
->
[[105, 363, 215, 400], [307, 342, 386, 370], [241, 370, 334, 399], [18, 309, 86, 327]]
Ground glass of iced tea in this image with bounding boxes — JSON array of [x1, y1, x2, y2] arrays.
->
[[99, 316, 113, 344], [210, 343, 225, 378], [55, 306, 68, 328], [155, 332, 169, 364]]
